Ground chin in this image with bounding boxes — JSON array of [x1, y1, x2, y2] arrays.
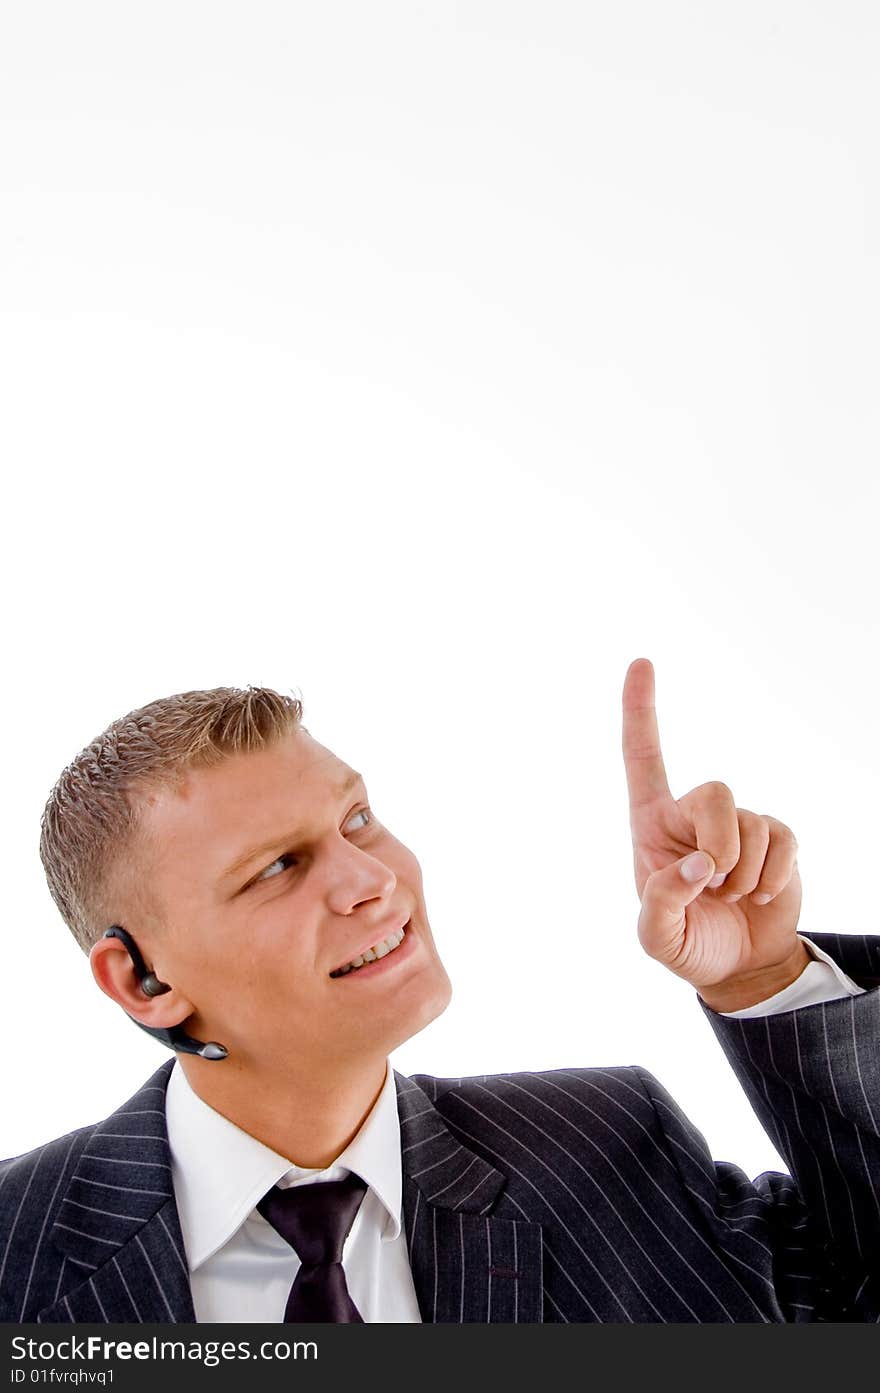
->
[[353, 965, 453, 1057], [392, 966, 453, 1050]]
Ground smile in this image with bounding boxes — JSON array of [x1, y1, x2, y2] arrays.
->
[[329, 922, 409, 978]]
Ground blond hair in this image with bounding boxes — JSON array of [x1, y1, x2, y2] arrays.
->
[[39, 686, 304, 953]]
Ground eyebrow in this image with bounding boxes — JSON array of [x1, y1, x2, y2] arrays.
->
[[217, 769, 365, 887]]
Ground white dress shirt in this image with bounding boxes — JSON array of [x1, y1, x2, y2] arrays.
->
[[165, 934, 864, 1322], [721, 933, 864, 1016], [166, 1060, 422, 1322]]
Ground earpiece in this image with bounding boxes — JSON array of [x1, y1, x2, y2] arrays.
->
[[103, 925, 228, 1060], [141, 972, 172, 999]]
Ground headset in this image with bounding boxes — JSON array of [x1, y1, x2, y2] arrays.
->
[[103, 925, 228, 1060]]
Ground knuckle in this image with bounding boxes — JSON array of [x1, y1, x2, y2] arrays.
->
[[755, 876, 787, 898], [774, 832, 798, 861], [702, 780, 733, 804], [642, 868, 683, 915], [723, 870, 755, 893], [700, 840, 738, 873], [642, 865, 667, 899], [763, 816, 798, 850], [714, 839, 741, 872]]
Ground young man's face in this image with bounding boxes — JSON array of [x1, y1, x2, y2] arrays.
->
[[126, 729, 452, 1073]]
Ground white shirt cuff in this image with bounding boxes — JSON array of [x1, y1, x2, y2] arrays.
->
[[720, 934, 867, 1019]]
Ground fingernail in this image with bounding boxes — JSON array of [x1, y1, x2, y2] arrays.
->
[[681, 851, 713, 882], [708, 872, 726, 888], [722, 892, 742, 903], [752, 891, 773, 905]]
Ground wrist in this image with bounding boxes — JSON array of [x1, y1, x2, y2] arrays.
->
[[697, 941, 812, 1013]]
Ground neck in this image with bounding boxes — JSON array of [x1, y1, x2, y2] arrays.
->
[[177, 1051, 390, 1168]]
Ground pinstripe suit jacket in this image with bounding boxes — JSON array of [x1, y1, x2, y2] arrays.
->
[[3, 932, 880, 1323]]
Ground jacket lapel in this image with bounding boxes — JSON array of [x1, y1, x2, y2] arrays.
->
[[38, 1061, 195, 1323], [395, 1073, 542, 1323], [38, 1064, 542, 1323]]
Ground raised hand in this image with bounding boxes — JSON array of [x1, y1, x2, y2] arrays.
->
[[622, 658, 809, 1011]]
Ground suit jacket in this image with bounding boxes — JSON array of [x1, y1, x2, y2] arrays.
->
[[3, 932, 880, 1324]]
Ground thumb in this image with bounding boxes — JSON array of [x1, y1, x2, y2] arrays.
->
[[637, 850, 717, 961]]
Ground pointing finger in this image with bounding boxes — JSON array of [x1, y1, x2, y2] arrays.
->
[[622, 658, 671, 810]]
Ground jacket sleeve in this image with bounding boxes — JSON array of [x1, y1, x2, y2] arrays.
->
[[698, 930, 880, 1319], [631, 1064, 833, 1320]]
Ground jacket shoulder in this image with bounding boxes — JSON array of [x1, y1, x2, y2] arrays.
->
[[0, 1122, 98, 1319], [403, 1065, 664, 1192], [1, 1055, 175, 1202], [407, 1064, 648, 1103], [0, 1063, 176, 1322], [1, 1122, 98, 1201], [406, 1064, 659, 1133], [0, 1119, 101, 1257]]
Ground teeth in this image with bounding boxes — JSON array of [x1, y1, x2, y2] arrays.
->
[[331, 925, 407, 977]]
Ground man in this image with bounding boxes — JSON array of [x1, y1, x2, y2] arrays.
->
[[2, 659, 878, 1322]]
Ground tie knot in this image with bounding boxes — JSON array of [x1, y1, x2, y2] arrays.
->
[[258, 1173, 368, 1268]]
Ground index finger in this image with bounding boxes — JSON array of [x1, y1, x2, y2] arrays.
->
[[622, 657, 672, 808]]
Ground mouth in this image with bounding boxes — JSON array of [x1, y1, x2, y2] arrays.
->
[[329, 920, 411, 979]]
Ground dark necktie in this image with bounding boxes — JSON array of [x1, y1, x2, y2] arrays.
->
[[257, 1172, 368, 1323]]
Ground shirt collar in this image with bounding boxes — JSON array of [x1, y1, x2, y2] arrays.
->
[[165, 1060, 403, 1271]]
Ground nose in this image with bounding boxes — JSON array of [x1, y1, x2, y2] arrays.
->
[[324, 841, 397, 916]]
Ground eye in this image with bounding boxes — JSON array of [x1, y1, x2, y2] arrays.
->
[[250, 809, 374, 888], [254, 852, 297, 884]]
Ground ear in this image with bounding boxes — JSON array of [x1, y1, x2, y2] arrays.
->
[[89, 934, 195, 1028]]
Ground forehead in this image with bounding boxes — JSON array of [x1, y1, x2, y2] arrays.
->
[[135, 730, 358, 875]]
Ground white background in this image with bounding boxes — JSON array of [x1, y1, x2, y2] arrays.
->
[[1, 2, 877, 1181]]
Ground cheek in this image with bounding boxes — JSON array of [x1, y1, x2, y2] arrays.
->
[[177, 913, 292, 995], [209, 940, 314, 1023], [383, 836, 425, 893]]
